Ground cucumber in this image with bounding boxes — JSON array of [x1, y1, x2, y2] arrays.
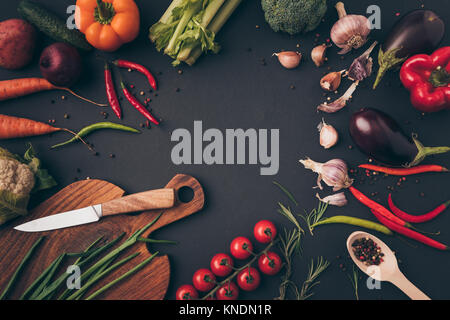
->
[[18, 0, 92, 51]]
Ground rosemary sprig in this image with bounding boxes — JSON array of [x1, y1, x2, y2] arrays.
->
[[296, 256, 330, 300], [299, 201, 329, 235], [275, 228, 302, 300], [273, 181, 298, 206], [348, 265, 360, 300]]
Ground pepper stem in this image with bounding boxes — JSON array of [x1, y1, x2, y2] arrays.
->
[[373, 47, 407, 89], [409, 137, 450, 167], [429, 66, 450, 87], [95, 0, 115, 25]]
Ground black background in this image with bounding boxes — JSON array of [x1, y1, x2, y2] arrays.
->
[[0, 0, 449, 300]]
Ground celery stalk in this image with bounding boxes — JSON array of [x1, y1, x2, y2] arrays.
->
[[164, 0, 202, 56], [185, 0, 242, 65], [176, 0, 226, 62]]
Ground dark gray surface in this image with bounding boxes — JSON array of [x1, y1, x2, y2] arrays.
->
[[1, 0, 449, 300]]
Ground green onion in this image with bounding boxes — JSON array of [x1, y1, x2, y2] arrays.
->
[[66, 252, 141, 300], [85, 251, 159, 300], [0, 236, 44, 300]]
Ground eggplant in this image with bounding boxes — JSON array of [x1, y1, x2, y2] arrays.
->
[[373, 10, 444, 89], [349, 108, 450, 167]]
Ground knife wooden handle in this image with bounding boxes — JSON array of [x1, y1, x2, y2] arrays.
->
[[101, 188, 176, 216]]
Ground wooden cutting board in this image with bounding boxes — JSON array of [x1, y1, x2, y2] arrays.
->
[[0, 174, 205, 300]]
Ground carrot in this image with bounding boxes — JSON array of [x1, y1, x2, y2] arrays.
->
[[0, 78, 107, 107], [0, 114, 62, 139], [0, 114, 91, 151]]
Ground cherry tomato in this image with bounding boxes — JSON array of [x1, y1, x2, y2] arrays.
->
[[258, 251, 282, 275], [254, 220, 277, 244], [192, 268, 216, 292], [230, 236, 253, 260], [237, 267, 261, 291], [216, 281, 239, 300], [176, 284, 199, 300], [210, 253, 234, 277]]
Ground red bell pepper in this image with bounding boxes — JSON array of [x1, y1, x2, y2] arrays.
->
[[400, 46, 450, 113]]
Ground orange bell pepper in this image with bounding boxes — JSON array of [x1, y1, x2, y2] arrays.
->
[[75, 0, 140, 52]]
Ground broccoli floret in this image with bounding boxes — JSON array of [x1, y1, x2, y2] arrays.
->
[[261, 0, 327, 35]]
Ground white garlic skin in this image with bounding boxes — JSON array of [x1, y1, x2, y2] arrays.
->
[[330, 2, 371, 54], [318, 120, 339, 149]]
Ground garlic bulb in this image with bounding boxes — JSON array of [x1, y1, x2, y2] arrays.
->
[[330, 2, 371, 54], [299, 157, 353, 191], [273, 51, 302, 69], [316, 192, 348, 207], [318, 119, 338, 149]]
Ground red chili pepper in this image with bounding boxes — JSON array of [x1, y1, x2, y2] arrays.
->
[[371, 209, 448, 251], [400, 46, 450, 113], [104, 63, 121, 119], [388, 193, 450, 223], [358, 164, 448, 175], [121, 82, 159, 125], [114, 60, 157, 91], [349, 186, 412, 228]]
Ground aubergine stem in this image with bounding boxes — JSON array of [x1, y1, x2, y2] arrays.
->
[[373, 47, 407, 89], [409, 138, 450, 167]]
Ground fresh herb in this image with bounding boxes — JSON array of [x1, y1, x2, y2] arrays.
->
[[299, 200, 329, 235], [277, 203, 303, 250], [275, 228, 302, 300], [296, 256, 330, 300], [273, 181, 298, 206], [348, 265, 359, 300]]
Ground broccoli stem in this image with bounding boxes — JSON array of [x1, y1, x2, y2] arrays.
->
[[185, 0, 242, 65], [164, 1, 202, 56], [176, 0, 226, 62]]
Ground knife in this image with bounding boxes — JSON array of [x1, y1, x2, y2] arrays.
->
[[14, 188, 176, 232]]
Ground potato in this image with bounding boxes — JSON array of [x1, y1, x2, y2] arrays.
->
[[0, 19, 36, 69]]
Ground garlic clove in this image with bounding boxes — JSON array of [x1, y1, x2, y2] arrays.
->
[[316, 192, 348, 207], [311, 44, 330, 67], [273, 51, 302, 69], [318, 119, 339, 149], [320, 71, 344, 91], [330, 2, 371, 54]]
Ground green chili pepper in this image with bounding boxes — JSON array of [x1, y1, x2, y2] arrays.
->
[[311, 216, 393, 236], [51, 122, 140, 149]]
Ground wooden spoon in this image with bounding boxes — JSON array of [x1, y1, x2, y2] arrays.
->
[[346, 231, 430, 300]]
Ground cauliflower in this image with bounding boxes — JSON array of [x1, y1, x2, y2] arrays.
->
[[0, 145, 56, 225], [0, 158, 35, 195]]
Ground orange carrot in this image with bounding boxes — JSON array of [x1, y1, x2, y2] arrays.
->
[[0, 78, 107, 107], [0, 114, 62, 139], [0, 114, 93, 151]]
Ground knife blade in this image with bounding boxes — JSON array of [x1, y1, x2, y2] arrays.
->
[[14, 188, 176, 232], [14, 204, 103, 232]]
